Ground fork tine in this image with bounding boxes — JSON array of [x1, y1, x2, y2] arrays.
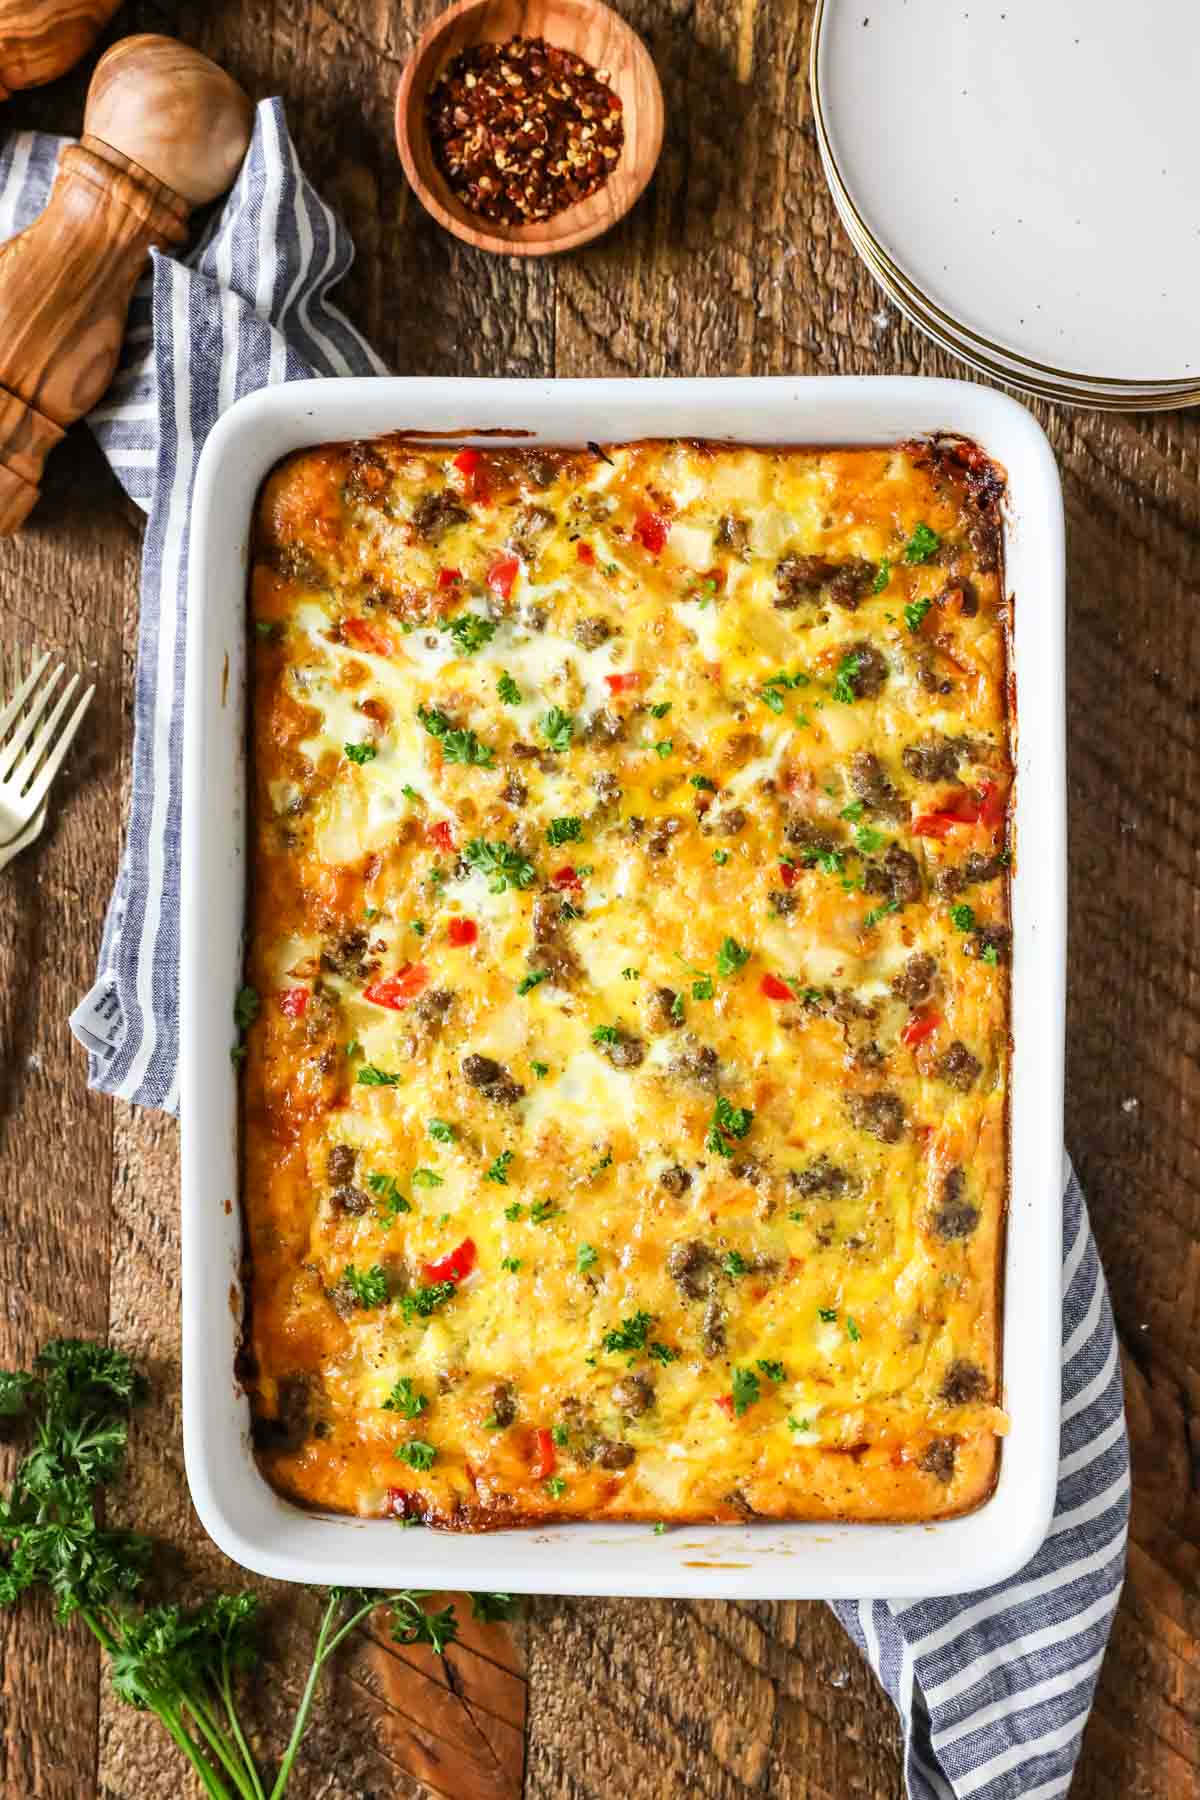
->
[[0, 648, 48, 737], [9, 671, 78, 794], [17, 684, 94, 815], [0, 657, 57, 780]]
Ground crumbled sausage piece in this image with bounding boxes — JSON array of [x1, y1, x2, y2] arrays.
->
[[645, 986, 680, 1033], [928, 1167, 980, 1240], [659, 1163, 693, 1197], [965, 924, 1011, 964], [769, 889, 799, 915], [461, 1053, 525, 1104], [863, 843, 922, 908], [510, 505, 555, 559], [785, 816, 836, 853], [531, 893, 581, 986], [846, 1090, 905, 1143], [501, 774, 528, 808], [595, 1440, 636, 1470], [902, 734, 970, 784], [702, 1297, 726, 1357], [700, 807, 746, 837], [892, 952, 937, 1005], [667, 1239, 715, 1300], [788, 1154, 849, 1196], [937, 578, 979, 618], [584, 706, 626, 746], [647, 816, 683, 857], [320, 929, 372, 978], [826, 558, 878, 610], [968, 517, 1000, 572], [412, 987, 454, 1034], [611, 1375, 654, 1416], [842, 640, 889, 698], [573, 615, 612, 650], [520, 603, 548, 632], [774, 553, 833, 608], [670, 1043, 720, 1091], [933, 851, 1005, 899], [330, 1185, 371, 1216], [941, 1360, 989, 1407], [717, 514, 750, 552], [490, 1381, 517, 1427], [252, 1374, 315, 1453], [848, 751, 906, 822], [938, 1041, 982, 1091], [599, 1029, 646, 1070], [920, 1437, 958, 1484], [411, 490, 468, 543], [729, 1157, 764, 1185], [523, 450, 557, 489], [593, 769, 622, 805], [326, 1144, 357, 1184]]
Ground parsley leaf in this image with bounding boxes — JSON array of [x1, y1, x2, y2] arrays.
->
[[471, 1593, 520, 1623], [540, 707, 575, 752], [427, 1119, 456, 1143], [981, 943, 1000, 966], [854, 824, 887, 853], [831, 650, 865, 704], [731, 1367, 760, 1417], [653, 739, 673, 758], [464, 837, 536, 893], [706, 1095, 754, 1158], [417, 705, 494, 767], [233, 986, 259, 1032], [518, 969, 549, 995], [757, 1360, 786, 1382], [341, 1264, 390, 1309], [690, 775, 717, 792], [846, 1317, 862, 1343], [546, 816, 583, 847], [840, 800, 865, 822], [591, 1024, 619, 1046], [497, 671, 522, 704], [485, 1150, 514, 1185], [818, 1306, 838, 1323], [444, 612, 496, 655], [394, 1440, 436, 1472], [576, 1243, 598, 1274], [545, 1476, 567, 1498], [872, 559, 891, 594], [716, 936, 750, 977], [904, 596, 932, 633], [950, 903, 976, 932], [712, 848, 729, 865], [649, 1341, 680, 1366], [863, 899, 899, 929], [602, 1310, 652, 1354], [410, 1167, 443, 1189], [530, 1060, 550, 1078], [367, 1173, 411, 1219], [722, 1251, 749, 1278], [344, 742, 377, 765], [399, 1281, 457, 1322], [692, 976, 714, 1001], [357, 1063, 401, 1087], [529, 1199, 558, 1225], [504, 1201, 524, 1221], [903, 522, 941, 564], [383, 1378, 427, 1419], [649, 701, 672, 718], [500, 1255, 522, 1273]]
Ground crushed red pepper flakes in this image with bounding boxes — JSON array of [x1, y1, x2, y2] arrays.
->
[[425, 35, 625, 227]]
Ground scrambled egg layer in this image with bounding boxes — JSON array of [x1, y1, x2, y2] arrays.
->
[[243, 437, 1012, 1528]]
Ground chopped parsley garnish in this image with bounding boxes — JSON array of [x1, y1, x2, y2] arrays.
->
[[981, 943, 1000, 966], [342, 1264, 390, 1309], [731, 1367, 760, 1417], [802, 846, 846, 876], [872, 559, 891, 594], [411, 919, 427, 935], [464, 837, 536, 893], [689, 775, 717, 792], [552, 1423, 569, 1446], [399, 1281, 457, 1322], [531, 1060, 550, 1078], [410, 1167, 443, 1188], [840, 800, 865, 822], [649, 1341, 680, 1366], [716, 936, 750, 977], [496, 671, 522, 704], [485, 1150, 514, 1185], [471, 1594, 520, 1622], [344, 742, 377, 764], [545, 1476, 567, 1498], [602, 1310, 653, 1355], [518, 969, 549, 995], [760, 686, 785, 715], [540, 707, 575, 752], [817, 1306, 838, 1323], [394, 1440, 436, 1472], [846, 1316, 862, 1343], [402, 783, 421, 801], [670, 991, 686, 1023], [529, 1199, 558, 1225], [234, 986, 259, 1032], [416, 704, 494, 767], [427, 1119, 456, 1143], [831, 650, 865, 704], [591, 1024, 619, 1046], [589, 1149, 613, 1178], [254, 618, 281, 639], [904, 596, 932, 633], [345, 1038, 362, 1059], [622, 966, 640, 981], [950, 903, 976, 932], [722, 1251, 749, 1278], [444, 612, 496, 655], [706, 1095, 754, 1158], [367, 1173, 411, 1219], [649, 701, 672, 718], [504, 1202, 524, 1221], [863, 899, 899, 929], [652, 739, 674, 759], [576, 1242, 598, 1274], [546, 816, 583, 847], [692, 976, 714, 1002], [854, 824, 886, 853], [383, 1377, 427, 1419], [357, 1063, 402, 1087], [712, 849, 729, 866], [787, 1415, 812, 1432], [500, 1256, 522, 1273], [757, 1360, 786, 1382], [903, 522, 941, 564]]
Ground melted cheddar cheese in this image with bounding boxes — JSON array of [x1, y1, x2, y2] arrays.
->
[[243, 436, 1012, 1528]]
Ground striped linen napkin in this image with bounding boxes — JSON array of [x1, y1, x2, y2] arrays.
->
[[0, 100, 1128, 1798]]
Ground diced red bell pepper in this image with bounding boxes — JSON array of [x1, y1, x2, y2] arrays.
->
[[552, 865, 582, 891], [698, 567, 726, 591], [976, 780, 1006, 828], [278, 987, 309, 1019], [778, 861, 798, 888], [385, 1487, 418, 1519], [913, 781, 1006, 839], [447, 917, 478, 947], [716, 1394, 735, 1418], [900, 1007, 941, 1047], [531, 1427, 556, 1480], [605, 671, 641, 694], [437, 567, 462, 590], [453, 449, 479, 475], [576, 540, 595, 565], [422, 1238, 477, 1286], [342, 617, 395, 657], [760, 973, 794, 1001], [363, 963, 430, 1009], [486, 554, 520, 600], [632, 510, 669, 555], [427, 819, 456, 853]]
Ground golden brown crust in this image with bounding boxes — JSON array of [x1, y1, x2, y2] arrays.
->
[[241, 437, 1011, 1529]]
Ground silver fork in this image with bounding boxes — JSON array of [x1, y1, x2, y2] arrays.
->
[[0, 643, 94, 869]]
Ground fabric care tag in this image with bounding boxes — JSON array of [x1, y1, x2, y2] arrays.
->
[[69, 980, 125, 1063]]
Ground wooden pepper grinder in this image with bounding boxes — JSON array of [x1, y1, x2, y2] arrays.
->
[[0, 0, 123, 98], [0, 33, 253, 532]]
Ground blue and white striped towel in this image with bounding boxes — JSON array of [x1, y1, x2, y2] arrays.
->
[[1, 100, 1128, 1797]]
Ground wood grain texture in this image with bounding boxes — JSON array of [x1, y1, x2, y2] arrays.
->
[[0, 0, 1197, 1796], [0, 0, 121, 99]]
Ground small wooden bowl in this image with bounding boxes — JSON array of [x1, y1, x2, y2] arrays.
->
[[395, 0, 663, 256]]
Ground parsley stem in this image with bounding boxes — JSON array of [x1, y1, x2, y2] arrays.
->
[[216, 1657, 268, 1800], [267, 1591, 347, 1800], [181, 1694, 261, 1800]]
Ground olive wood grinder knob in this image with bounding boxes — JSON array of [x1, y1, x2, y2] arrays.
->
[[0, 33, 253, 532], [0, 0, 123, 99]]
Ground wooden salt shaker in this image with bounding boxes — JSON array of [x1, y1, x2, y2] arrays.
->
[[0, 0, 123, 98], [0, 33, 253, 532]]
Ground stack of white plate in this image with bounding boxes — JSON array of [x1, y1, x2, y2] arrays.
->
[[810, 0, 1200, 410]]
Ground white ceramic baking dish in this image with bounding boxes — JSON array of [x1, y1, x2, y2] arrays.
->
[[181, 376, 1065, 1599]]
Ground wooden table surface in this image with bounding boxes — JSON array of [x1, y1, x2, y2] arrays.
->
[[0, 2, 1197, 1796]]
